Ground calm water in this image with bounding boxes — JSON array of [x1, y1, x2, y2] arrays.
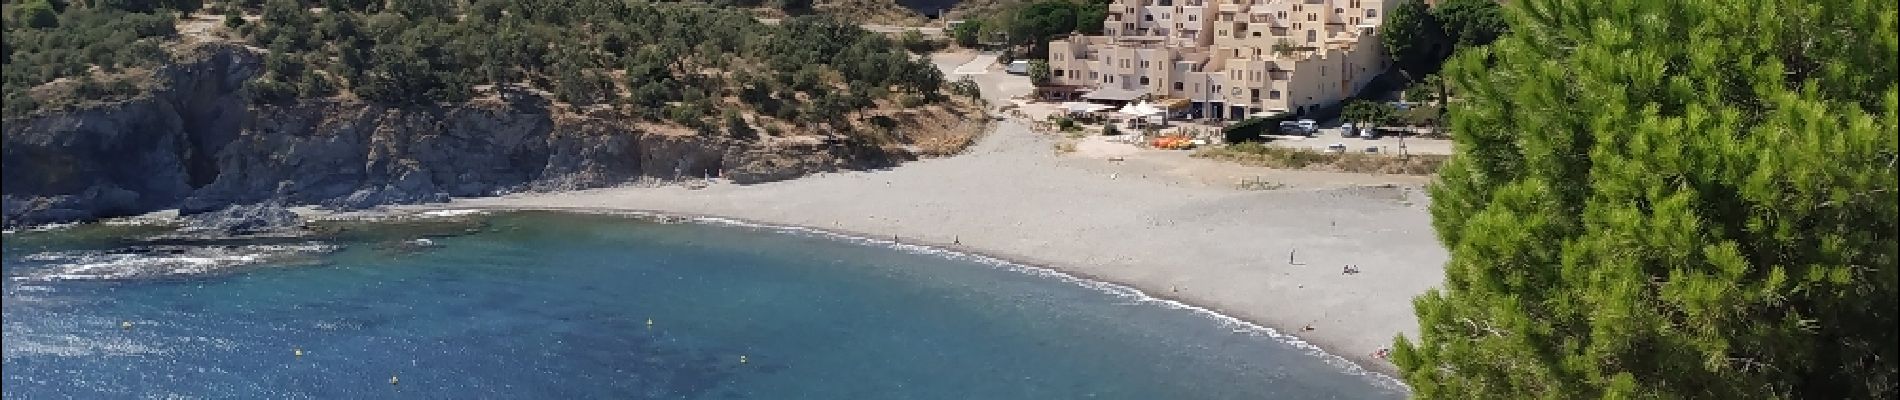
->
[[2, 211, 1403, 399]]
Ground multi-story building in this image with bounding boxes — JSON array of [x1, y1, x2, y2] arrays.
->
[[1047, 0, 1397, 120]]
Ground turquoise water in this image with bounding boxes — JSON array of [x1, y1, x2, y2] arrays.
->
[[2, 211, 1404, 399]]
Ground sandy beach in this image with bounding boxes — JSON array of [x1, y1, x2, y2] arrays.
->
[[421, 52, 1448, 377]]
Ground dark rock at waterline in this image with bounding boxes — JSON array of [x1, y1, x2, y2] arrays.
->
[[177, 202, 305, 237]]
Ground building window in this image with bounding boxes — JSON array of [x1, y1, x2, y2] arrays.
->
[[1140, 76, 1151, 85], [1141, 61, 1150, 68], [1269, 90, 1281, 99], [1254, 48, 1262, 56], [1366, 9, 1376, 18], [1175, 82, 1185, 90], [1252, 31, 1262, 37], [1307, 30, 1317, 42], [1144, 14, 1154, 21], [1054, 70, 1065, 77], [1335, 8, 1343, 14], [1321, 66, 1327, 76], [1213, 85, 1221, 92], [1307, 13, 1315, 21], [1161, 13, 1170, 19], [1108, 29, 1118, 35], [1250, 89, 1259, 100], [1351, 17, 1358, 25], [1277, 11, 1286, 19], [1188, 15, 1196, 21], [1090, 72, 1099, 79], [1218, 30, 1227, 36]]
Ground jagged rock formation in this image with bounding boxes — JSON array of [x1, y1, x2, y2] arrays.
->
[[2, 44, 923, 228]]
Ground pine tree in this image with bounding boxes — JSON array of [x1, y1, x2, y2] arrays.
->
[[1378, 0, 1446, 78], [1395, 0, 1899, 398]]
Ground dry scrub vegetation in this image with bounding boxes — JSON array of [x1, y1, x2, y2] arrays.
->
[[1193, 142, 1445, 175]]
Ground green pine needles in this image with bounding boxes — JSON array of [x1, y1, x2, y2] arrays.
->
[[1394, 0, 1898, 398]]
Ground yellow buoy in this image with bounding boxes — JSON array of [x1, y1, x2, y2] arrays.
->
[[739, 355, 748, 364], [121, 321, 132, 330]]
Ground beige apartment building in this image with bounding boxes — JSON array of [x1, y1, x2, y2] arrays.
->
[[1047, 0, 1397, 120]]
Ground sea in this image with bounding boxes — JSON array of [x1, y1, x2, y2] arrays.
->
[[1, 210, 1406, 399]]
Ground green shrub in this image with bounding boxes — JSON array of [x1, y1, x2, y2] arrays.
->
[[1221, 117, 1280, 143]]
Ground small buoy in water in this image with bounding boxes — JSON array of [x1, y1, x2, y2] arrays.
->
[[646, 318, 654, 328], [121, 321, 132, 330], [739, 355, 748, 364], [390, 374, 399, 385], [294, 348, 304, 357]]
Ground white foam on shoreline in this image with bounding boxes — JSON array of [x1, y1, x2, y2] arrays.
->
[[3, 221, 82, 235], [11, 243, 339, 282], [420, 209, 488, 218], [452, 207, 1408, 391]]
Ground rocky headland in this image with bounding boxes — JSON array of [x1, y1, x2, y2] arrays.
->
[[3, 43, 969, 228]]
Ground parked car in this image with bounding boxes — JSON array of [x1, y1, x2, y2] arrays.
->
[[1340, 123, 1358, 137], [1005, 60, 1029, 75], [1360, 127, 1381, 139], [1277, 120, 1319, 136], [1326, 143, 1347, 153]]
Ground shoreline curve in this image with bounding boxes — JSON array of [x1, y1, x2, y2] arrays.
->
[[405, 204, 1412, 391]]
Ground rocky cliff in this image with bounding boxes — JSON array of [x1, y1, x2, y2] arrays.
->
[[2, 44, 920, 228]]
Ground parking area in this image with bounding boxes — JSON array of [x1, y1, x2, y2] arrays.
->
[[1265, 125, 1456, 156]]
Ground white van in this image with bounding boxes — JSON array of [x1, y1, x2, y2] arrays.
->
[[1006, 60, 1030, 75]]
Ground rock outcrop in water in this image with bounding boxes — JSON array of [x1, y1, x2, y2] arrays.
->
[[1, 44, 929, 228], [176, 202, 305, 237]]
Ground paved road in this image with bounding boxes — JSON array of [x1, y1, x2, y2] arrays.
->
[[758, 18, 946, 37]]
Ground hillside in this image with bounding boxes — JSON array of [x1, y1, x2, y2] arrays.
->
[[0, 0, 986, 227]]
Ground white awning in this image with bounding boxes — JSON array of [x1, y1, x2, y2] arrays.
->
[[1062, 102, 1114, 113]]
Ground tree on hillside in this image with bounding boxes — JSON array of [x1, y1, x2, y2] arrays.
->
[[1027, 60, 1051, 86], [1394, 0, 1898, 398], [1074, 0, 1108, 35], [1378, 0, 1446, 78], [952, 20, 983, 47], [777, 0, 814, 14], [1432, 0, 1506, 47], [1339, 99, 1394, 126], [16, 0, 59, 29]]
